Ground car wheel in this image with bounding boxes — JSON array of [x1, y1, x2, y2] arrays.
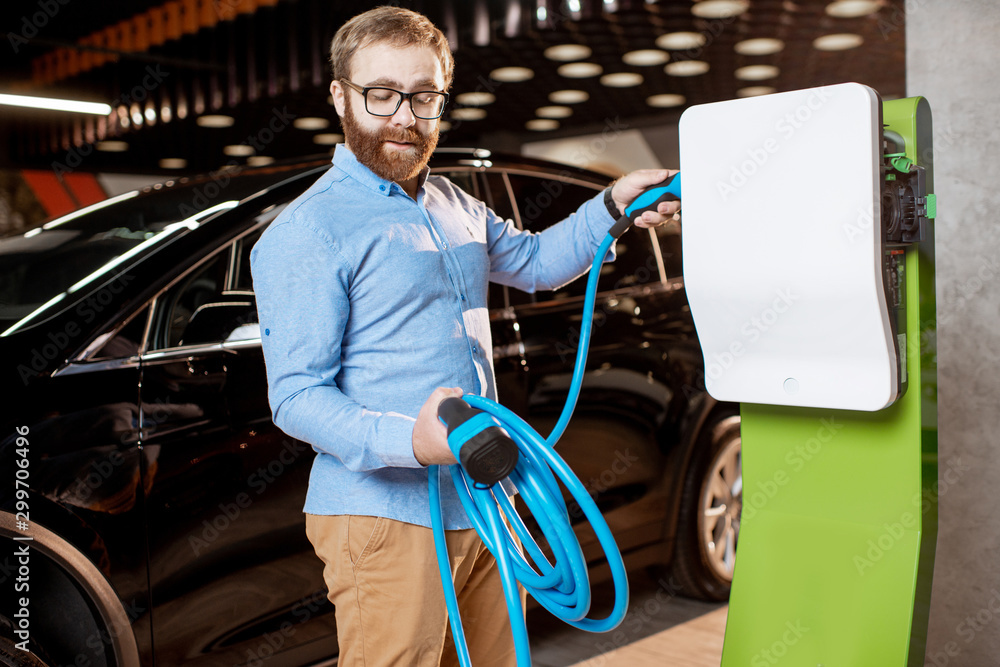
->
[[672, 412, 742, 601]]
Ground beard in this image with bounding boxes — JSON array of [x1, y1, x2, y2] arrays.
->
[[341, 94, 439, 184]]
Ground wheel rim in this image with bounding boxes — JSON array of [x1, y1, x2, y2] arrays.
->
[[698, 421, 742, 583]]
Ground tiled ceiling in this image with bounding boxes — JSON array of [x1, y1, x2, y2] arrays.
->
[[0, 0, 905, 174]]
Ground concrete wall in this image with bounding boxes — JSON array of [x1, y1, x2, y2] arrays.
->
[[909, 1, 1000, 664]]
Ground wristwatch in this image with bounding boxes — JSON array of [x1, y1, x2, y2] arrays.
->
[[603, 186, 621, 220]]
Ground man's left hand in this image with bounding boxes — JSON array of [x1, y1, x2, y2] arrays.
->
[[610, 168, 681, 228]]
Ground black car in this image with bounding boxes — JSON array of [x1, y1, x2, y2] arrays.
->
[[0, 150, 741, 667]]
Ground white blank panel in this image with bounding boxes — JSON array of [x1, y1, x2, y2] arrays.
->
[[679, 83, 897, 411]]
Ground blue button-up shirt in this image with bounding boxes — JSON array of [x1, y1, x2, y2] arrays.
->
[[251, 144, 615, 528]]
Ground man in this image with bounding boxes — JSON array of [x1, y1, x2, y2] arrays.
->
[[251, 6, 680, 666]]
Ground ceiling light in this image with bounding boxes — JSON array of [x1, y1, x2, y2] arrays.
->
[[160, 105, 172, 123], [456, 92, 496, 106], [735, 38, 785, 55], [313, 133, 343, 145], [735, 64, 780, 80], [159, 158, 187, 169], [439, 120, 452, 132], [665, 60, 710, 76], [549, 89, 589, 104], [623, 49, 669, 66], [0, 93, 112, 115], [132, 111, 144, 125], [646, 93, 686, 108], [536, 106, 573, 119], [197, 114, 235, 128], [247, 156, 275, 166], [600, 72, 644, 87], [95, 141, 129, 152], [825, 0, 882, 17], [144, 107, 157, 122], [656, 31, 706, 50], [293, 117, 330, 130], [223, 144, 254, 156], [737, 86, 777, 97], [557, 62, 603, 78], [813, 33, 864, 50], [691, 0, 750, 19], [490, 66, 534, 82], [544, 44, 592, 61], [526, 119, 559, 131], [451, 108, 487, 120]]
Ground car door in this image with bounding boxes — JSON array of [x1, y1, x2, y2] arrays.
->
[[486, 169, 673, 558], [138, 205, 334, 667]]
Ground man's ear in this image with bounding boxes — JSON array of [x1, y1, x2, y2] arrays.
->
[[330, 80, 346, 117]]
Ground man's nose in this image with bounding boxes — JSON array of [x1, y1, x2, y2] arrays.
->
[[390, 98, 416, 128]]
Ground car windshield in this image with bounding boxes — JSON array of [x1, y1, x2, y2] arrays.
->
[[0, 165, 317, 335]]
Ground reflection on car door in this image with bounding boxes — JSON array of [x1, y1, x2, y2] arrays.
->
[[138, 214, 334, 666]]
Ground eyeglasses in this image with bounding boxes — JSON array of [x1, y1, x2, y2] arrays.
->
[[340, 79, 449, 120]]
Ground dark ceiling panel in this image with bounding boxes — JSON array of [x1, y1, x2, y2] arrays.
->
[[0, 0, 905, 173]]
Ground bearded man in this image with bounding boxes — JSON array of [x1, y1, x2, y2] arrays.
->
[[251, 6, 678, 666]]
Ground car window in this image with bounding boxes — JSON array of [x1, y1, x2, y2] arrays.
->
[[89, 306, 149, 360]]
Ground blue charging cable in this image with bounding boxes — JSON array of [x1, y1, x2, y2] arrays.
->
[[429, 175, 681, 667]]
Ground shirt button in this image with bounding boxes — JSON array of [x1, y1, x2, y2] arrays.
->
[[443, 242, 449, 249], [460, 294, 466, 301], [472, 345, 478, 353], [379, 184, 386, 191]]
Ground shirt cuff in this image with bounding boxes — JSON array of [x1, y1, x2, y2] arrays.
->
[[373, 412, 422, 468]]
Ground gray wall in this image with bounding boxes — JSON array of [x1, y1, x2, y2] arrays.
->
[[909, 1, 1000, 664]]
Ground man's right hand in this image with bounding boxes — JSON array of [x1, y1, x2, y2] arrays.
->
[[412, 386, 464, 466]]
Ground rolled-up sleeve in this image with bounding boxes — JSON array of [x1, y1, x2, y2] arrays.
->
[[251, 219, 421, 471]]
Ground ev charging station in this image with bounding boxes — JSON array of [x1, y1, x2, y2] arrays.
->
[[679, 83, 937, 665]]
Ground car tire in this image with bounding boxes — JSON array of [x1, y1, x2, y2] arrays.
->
[[672, 411, 742, 601]]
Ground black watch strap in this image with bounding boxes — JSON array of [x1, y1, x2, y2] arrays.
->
[[603, 186, 621, 220]]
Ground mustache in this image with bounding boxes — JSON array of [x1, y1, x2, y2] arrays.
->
[[378, 127, 421, 144]]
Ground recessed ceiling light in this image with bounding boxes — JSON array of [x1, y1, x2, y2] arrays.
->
[[557, 62, 603, 78], [159, 158, 187, 169], [549, 89, 589, 104], [737, 86, 777, 97], [224, 144, 254, 156], [813, 33, 864, 50], [456, 92, 496, 106], [197, 114, 235, 128], [544, 44, 592, 61], [735, 38, 785, 55], [656, 31, 707, 50], [439, 120, 452, 132], [144, 107, 157, 122], [490, 66, 534, 82], [247, 156, 275, 166], [526, 119, 559, 131], [313, 133, 343, 145], [293, 117, 330, 130], [825, 0, 882, 18], [451, 108, 487, 120], [160, 105, 172, 123], [95, 140, 128, 152], [536, 105, 573, 119], [622, 49, 669, 66], [735, 64, 780, 80], [691, 0, 750, 19], [647, 94, 686, 108], [665, 60, 710, 76], [600, 72, 644, 87], [131, 110, 144, 125]]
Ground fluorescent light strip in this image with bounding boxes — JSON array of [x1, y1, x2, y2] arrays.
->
[[0, 93, 111, 115]]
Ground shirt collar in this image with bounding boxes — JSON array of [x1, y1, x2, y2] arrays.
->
[[332, 143, 431, 198]]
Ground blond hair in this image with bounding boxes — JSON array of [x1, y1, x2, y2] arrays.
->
[[330, 6, 454, 89]]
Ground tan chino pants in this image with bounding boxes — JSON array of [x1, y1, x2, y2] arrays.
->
[[305, 513, 524, 667]]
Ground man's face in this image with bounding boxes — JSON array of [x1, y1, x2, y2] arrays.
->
[[331, 42, 446, 184]]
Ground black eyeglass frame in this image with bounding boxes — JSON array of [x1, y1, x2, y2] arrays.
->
[[340, 79, 450, 120]]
